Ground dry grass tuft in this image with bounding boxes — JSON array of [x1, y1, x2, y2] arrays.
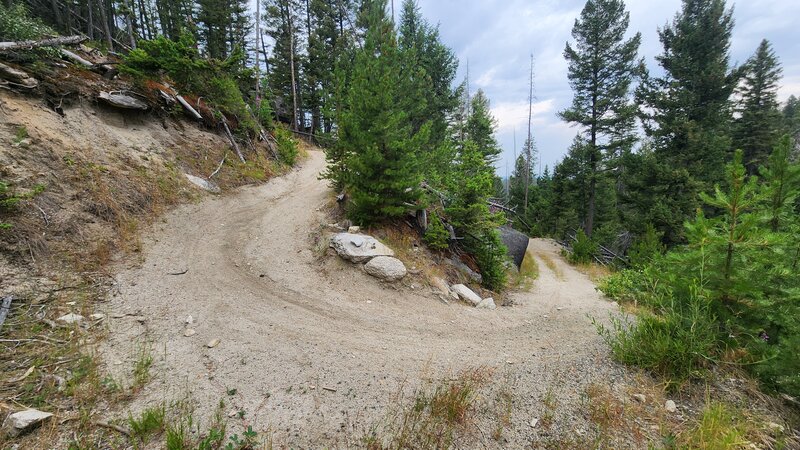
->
[[536, 252, 564, 280], [365, 368, 493, 449]]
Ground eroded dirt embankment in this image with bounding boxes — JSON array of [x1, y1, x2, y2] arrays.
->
[[102, 149, 628, 447]]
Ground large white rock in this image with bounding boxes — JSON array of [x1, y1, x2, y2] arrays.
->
[[330, 233, 395, 263], [2, 409, 53, 438], [364, 256, 407, 281], [477, 298, 497, 310], [451, 284, 482, 306]]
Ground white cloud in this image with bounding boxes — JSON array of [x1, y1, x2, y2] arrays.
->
[[492, 99, 556, 134]]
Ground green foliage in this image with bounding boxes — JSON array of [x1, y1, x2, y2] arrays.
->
[[560, 0, 642, 238], [469, 230, 508, 291], [568, 229, 597, 264], [598, 143, 800, 397], [128, 405, 166, 443], [634, 0, 738, 244], [328, 0, 429, 225], [595, 286, 721, 386], [424, 213, 450, 251], [734, 39, 783, 173], [0, 3, 55, 42], [122, 32, 257, 134], [684, 403, 750, 449], [273, 127, 299, 166], [627, 223, 666, 268]]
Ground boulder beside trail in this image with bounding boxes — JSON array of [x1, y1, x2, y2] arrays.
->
[[499, 225, 530, 269], [364, 256, 407, 281], [451, 284, 482, 306], [2, 409, 53, 438], [477, 298, 497, 310], [330, 233, 395, 263]]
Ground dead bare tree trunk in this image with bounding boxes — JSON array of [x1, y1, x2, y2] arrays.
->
[[87, 0, 94, 39], [98, 0, 114, 50], [50, 0, 65, 32], [122, 0, 136, 49], [524, 55, 534, 214]]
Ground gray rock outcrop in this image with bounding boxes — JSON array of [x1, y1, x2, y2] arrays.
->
[[330, 233, 395, 263], [2, 409, 53, 438]]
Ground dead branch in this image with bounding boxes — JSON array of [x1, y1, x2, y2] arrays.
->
[[176, 95, 203, 121], [0, 35, 87, 52], [221, 117, 246, 163], [98, 91, 148, 110], [209, 151, 228, 179], [93, 421, 131, 436]]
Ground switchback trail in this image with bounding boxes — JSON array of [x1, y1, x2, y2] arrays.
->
[[102, 150, 625, 447]]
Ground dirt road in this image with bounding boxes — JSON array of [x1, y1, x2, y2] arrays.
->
[[103, 150, 625, 447]]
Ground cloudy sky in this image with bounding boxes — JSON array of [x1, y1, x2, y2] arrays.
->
[[411, 0, 800, 176]]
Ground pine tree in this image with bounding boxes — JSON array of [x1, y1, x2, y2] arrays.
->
[[465, 89, 501, 163], [329, 0, 430, 224], [398, 0, 459, 179], [636, 0, 737, 244], [306, 0, 352, 134], [196, 0, 229, 59], [264, 0, 303, 128], [560, 0, 641, 238], [759, 135, 800, 232], [734, 39, 783, 174]]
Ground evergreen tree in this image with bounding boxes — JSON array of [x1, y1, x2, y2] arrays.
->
[[465, 89, 501, 163], [636, 0, 737, 244], [734, 39, 783, 173], [398, 0, 459, 180], [197, 0, 233, 59], [560, 0, 641, 238], [264, 0, 304, 128], [782, 95, 800, 146], [759, 135, 800, 232], [327, 0, 430, 224], [305, 0, 354, 134]]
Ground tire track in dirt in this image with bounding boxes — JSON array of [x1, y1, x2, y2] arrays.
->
[[102, 150, 626, 447]]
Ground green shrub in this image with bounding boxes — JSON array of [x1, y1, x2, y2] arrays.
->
[[273, 127, 299, 166], [568, 229, 597, 264], [0, 3, 55, 42], [424, 213, 450, 251], [627, 223, 666, 268], [122, 32, 257, 134], [595, 287, 721, 386], [470, 230, 508, 292]]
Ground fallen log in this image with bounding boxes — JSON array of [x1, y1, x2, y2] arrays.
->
[[98, 91, 149, 110], [221, 117, 246, 163], [0, 35, 87, 52], [0, 63, 38, 89], [61, 49, 117, 77], [176, 95, 202, 121], [60, 49, 94, 67]]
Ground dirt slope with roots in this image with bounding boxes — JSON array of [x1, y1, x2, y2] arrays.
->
[[102, 150, 631, 447]]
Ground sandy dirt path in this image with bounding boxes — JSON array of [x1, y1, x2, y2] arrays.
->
[[103, 150, 626, 447]]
